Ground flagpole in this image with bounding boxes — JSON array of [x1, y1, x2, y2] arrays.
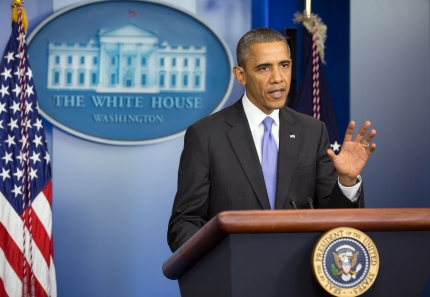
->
[[305, 0, 311, 18]]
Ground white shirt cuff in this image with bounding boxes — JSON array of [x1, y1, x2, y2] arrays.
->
[[338, 175, 362, 202]]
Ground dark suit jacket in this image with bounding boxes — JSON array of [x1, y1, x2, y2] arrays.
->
[[168, 99, 363, 252]]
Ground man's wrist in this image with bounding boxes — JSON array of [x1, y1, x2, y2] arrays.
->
[[339, 175, 361, 187]]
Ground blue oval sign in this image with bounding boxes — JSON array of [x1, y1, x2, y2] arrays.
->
[[27, 0, 233, 145]]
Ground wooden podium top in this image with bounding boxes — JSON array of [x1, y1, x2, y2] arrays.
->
[[162, 208, 430, 280]]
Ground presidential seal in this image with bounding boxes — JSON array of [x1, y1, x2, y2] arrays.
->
[[312, 227, 379, 296]]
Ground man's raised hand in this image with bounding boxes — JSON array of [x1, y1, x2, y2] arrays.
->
[[327, 121, 376, 186]]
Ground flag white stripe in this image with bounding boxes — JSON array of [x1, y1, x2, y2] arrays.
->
[[30, 238, 50, 295], [32, 191, 52, 238], [50, 256, 57, 297], [0, 192, 54, 295], [0, 248, 22, 297], [0, 192, 24, 250]]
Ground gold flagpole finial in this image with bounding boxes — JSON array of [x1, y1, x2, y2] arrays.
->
[[305, 0, 311, 18], [11, 0, 28, 33], [294, 0, 327, 64], [11, 0, 24, 6]]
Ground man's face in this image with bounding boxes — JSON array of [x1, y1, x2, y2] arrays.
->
[[233, 41, 292, 115]]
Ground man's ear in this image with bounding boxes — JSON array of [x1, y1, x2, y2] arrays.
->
[[233, 66, 246, 86]]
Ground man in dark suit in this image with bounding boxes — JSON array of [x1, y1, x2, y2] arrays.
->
[[167, 28, 376, 252]]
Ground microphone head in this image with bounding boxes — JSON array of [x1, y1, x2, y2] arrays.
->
[[289, 198, 298, 209], [307, 197, 314, 209]]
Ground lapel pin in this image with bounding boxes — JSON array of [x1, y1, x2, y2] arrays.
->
[[290, 134, 296, 138]]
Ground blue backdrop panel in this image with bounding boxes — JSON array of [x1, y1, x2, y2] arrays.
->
[[45, 1, 249, 296], [350, 0, 430, 208]]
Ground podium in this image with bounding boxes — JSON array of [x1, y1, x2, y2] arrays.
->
[[163, 209, 430, 297]]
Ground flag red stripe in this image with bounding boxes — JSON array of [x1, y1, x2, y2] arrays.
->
[[33, 275, 48, 297], [21, 208, 52, 266], [19, 274, 49, 297], [0, 222, 23, 280], [0, 277, 9, 297], [42, 180, 52, 207]]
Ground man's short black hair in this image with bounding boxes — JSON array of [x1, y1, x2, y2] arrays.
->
[[236, 28, 291, 68]]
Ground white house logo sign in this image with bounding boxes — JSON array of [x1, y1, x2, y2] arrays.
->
[[28, 0, 233, 145]]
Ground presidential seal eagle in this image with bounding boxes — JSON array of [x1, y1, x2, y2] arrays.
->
[[332, 248, 362, 281]]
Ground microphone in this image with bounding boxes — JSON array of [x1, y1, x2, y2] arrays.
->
[[307, 197, 314, 209], [290, 199, 298, 209]]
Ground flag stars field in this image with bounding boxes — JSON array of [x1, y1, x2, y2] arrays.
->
[[16, 151, 26, 164], [330, 141, 341, 152], [29, 167, 38, 180], [26, 67, 32, 80], [19, 134, 28, 145], [7, 118, 18, 130], [9, 101, 20, 113], [16, 32, 25, 44], [0, 84, 9, 97], [44, 152, 50, 164], [34, 118, 43, 130], [33, 135, 43, 147], [2, 152, 13, 164], [0, 168, 10, 181], [12, 83, 20, 96], [25, 118, 32, 128], [13, 167, 23, 180], [0, 102, 6, 114], [13, 68, 20, 78], [1, 67, 12, 80], [30, 152, 41, 164], [11, 184, 22, 198], [25, 84, 34, 97], [5, 134, 15, 147], [25, 101, 33, 113], [4, 51, 14, 63]]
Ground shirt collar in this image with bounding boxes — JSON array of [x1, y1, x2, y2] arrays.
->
[[242, 92, 280, 130]]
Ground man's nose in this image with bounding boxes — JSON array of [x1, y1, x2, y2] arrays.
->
[[270, 67, 283, 83]]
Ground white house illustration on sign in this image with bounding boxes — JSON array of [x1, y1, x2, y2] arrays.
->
[[47, 23, 207, 93]]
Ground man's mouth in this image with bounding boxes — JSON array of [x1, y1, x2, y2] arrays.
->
[[268, 88, 285, 99]]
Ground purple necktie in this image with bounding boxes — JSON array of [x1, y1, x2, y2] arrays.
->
[[261, 117, 278, 209]]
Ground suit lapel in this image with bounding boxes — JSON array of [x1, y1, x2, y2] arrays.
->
[[275, 108, 299, 209], [226, 100, 271, 209]]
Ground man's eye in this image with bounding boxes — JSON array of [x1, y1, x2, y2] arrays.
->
[[281, 63, 290, 68]]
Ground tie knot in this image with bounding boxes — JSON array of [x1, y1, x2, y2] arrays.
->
[[262, 117, 274, 132]]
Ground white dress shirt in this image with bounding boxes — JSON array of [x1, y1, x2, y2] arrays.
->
[[241, 93, 360, 202]]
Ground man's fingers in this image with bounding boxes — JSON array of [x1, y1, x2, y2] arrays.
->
[[327, 149, 336, 161], [343, 121, 356, 143], [366, 143, 376, 156], [354, 121, 371, 143], [361, 129, 376, 147]]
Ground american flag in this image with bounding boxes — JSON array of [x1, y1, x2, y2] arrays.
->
[[0, 2, 56, 297], [293, 13, 342, 153]]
